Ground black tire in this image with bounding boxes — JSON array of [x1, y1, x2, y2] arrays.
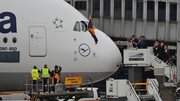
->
[[0, 97, 2, 100]]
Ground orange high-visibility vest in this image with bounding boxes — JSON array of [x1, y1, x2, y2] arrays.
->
[[54, 74, 59, 79], [54, 74, 60, 82]]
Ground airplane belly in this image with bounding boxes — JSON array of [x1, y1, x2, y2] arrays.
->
[[0, 73, 27, 91]]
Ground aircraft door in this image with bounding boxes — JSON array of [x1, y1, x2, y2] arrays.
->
[[29, 26, 47, 57]]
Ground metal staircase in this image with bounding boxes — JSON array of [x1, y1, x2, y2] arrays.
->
[[123, 48, 177, 86], [148, 47, 177, 86], [106, 79, 162, 101], [146, 79, 162, 101], [126, 80, 141, 101], [122, 48, 176, 101], [106, 79, 141, 101], [132, 79, 162, 101]]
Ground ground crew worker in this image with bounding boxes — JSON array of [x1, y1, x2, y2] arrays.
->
[[41, 64, 51, 93], [31, 66, 40, 91], [51, 65, 61, 92]]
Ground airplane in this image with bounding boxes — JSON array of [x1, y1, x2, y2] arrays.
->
[[0, 0, 122, 91]]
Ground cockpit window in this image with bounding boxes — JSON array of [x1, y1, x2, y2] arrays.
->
[[73, 21, 81, 31], [80, 21, 87, 32], [74, 21, 88, 32]]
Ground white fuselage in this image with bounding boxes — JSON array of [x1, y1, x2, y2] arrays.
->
[[0, 0, 122, 91]]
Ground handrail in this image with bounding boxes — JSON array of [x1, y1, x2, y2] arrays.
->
[[25, 74, 94, 94], [154, 79, 159, 93], [170, 66, 177, 83], [152, 79, 158, 92], [126, 81, 140, 101], [25, 74, 93, 84], [164, 65, 177, 83], [148, 79, 162, 101], [148, 79, 159, 94], [149, 47, 177, 83]]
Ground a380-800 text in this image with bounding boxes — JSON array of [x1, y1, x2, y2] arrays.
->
[[0, 47, 17, 51]]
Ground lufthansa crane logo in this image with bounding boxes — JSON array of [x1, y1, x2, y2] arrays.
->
[[78, 43, 91, 57]]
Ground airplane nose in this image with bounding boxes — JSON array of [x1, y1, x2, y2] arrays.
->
[[112, 42, 122, 67], [95, 29, 122, 71], [83, 29, 122, 83]]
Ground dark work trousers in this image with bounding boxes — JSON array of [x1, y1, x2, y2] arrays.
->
[[43, 78, 49, 93], [32, 80, 37, 90], [52, 78, 57, 92]]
